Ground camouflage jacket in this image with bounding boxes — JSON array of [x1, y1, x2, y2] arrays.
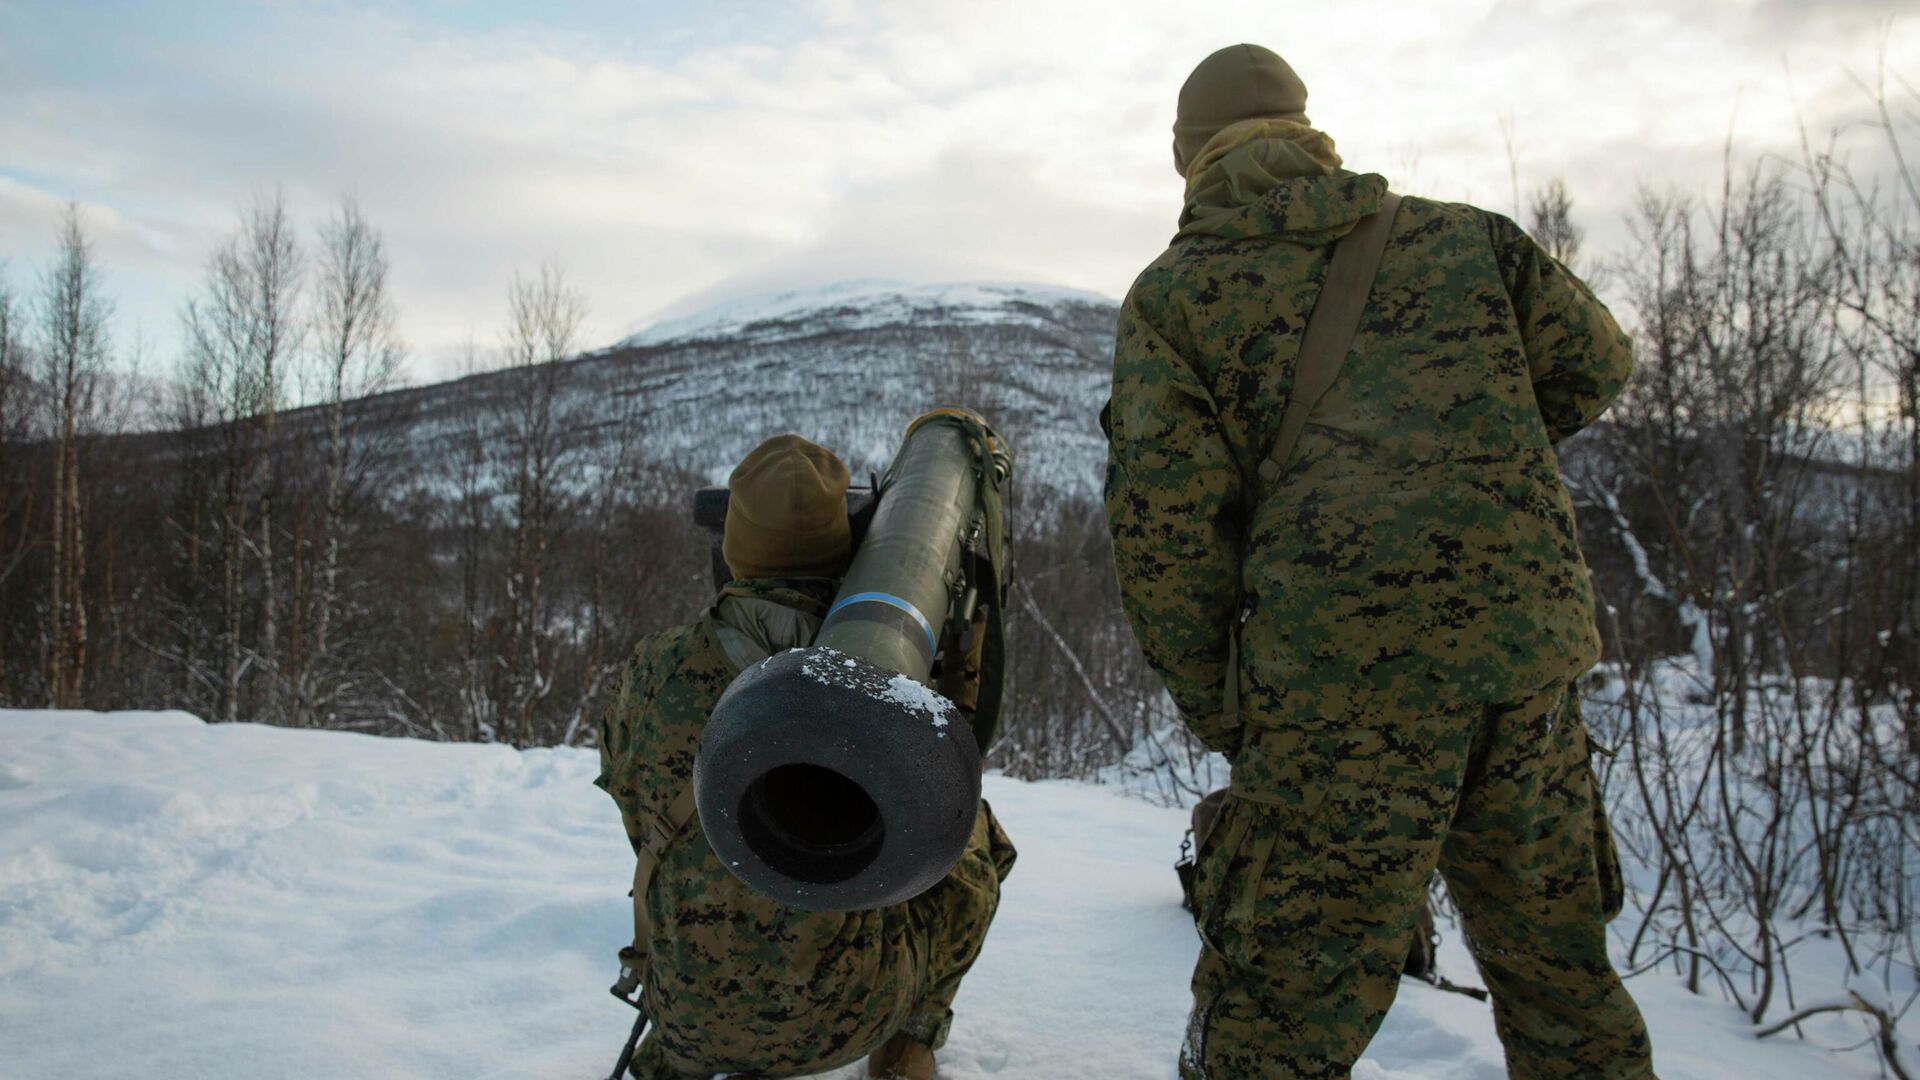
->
[[1105, 141, 1631, 754], [595, 579, 929, 1076]]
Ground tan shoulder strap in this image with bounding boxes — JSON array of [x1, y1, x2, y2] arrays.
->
[[1256, 191, 1403, 491], [619, 782, 699, 980]]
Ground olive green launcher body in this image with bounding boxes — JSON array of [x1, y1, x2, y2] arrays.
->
[[694, 411, 1012, 912]]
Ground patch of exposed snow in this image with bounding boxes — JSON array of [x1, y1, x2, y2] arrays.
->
[[881, 673, 951, 727], [800, 646, 857, 686], [798, 649, 953, 727], [0, 708, 1896, 1079]]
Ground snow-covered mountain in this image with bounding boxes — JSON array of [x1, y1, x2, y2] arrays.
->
[[623, 280, 1117, 349], [381, 280, 1120, 502]]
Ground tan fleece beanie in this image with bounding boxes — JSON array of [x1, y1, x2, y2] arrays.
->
[[1173, 44, 1311, 177], [723, 434, 853, 581]]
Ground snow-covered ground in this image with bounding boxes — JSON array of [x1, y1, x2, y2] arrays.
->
[[0, 710, 1884, 1078]]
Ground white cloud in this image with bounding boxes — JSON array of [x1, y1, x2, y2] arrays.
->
[[0, 0, 1915, 383]]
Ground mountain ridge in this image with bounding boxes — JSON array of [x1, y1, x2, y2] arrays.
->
[[619, 279, 1119, 350], [363, 278, 1125, 502]]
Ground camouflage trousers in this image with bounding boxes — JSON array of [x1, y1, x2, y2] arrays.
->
[[1181, 681, 1656, 1079], [627, 803, 1016, 1079]]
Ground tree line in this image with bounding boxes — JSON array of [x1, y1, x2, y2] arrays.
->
[[0, 192, 711, 746]]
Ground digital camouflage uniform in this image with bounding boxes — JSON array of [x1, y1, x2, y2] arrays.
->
[[1104, 131, 1655, 1078], [596, 578, 1016, 1079]]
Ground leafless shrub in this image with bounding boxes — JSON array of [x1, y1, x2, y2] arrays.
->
[[1561, 81, 1920, 1070]]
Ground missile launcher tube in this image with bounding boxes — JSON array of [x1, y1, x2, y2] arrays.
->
[[814, 417, 980, 682], [694, 410, 1008, 912]]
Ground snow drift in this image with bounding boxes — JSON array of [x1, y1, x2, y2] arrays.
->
[[0, 710, 1888, 1078]]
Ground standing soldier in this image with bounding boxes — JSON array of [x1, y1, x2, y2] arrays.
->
[[596, 434, 1016, 1080], [1104, 44, 1656, 1079]]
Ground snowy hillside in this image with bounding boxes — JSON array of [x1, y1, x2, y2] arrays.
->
[[0, 710, 1891, 1079], [370, 280, 1119, 502]]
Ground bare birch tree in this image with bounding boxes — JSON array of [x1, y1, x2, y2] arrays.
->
[[444, 338, 499, 742], [183, 246, 257, 724], [566, 362, 646, 746], [181, 194, 302, 723], [498, 264, 584, 747], [37, 204, 110, 708], [241, 192, 303, 723], [294, 198, 403, 727]]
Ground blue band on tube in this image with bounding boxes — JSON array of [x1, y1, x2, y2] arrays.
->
[[826, 591, 938, 656]]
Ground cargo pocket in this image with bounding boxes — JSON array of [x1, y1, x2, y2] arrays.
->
[[1193, 797, 1284, 973], [1187, 796, 1243, 943]]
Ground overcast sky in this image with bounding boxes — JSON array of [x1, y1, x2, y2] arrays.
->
[[2, 0, 1915, 384]]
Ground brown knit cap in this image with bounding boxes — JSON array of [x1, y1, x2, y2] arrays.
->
[[722, 434, 853, 581], [1173, 44, 1311, 177]]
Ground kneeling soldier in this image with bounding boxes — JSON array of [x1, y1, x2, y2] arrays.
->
[[596, 434, 1016, 1080]]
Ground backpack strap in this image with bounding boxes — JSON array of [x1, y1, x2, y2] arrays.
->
[[1255, 191, 1403, 493], [612, 783, 699, 1001]]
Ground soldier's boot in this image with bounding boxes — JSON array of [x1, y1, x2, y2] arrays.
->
[[866, 1032, 936, 1080]]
